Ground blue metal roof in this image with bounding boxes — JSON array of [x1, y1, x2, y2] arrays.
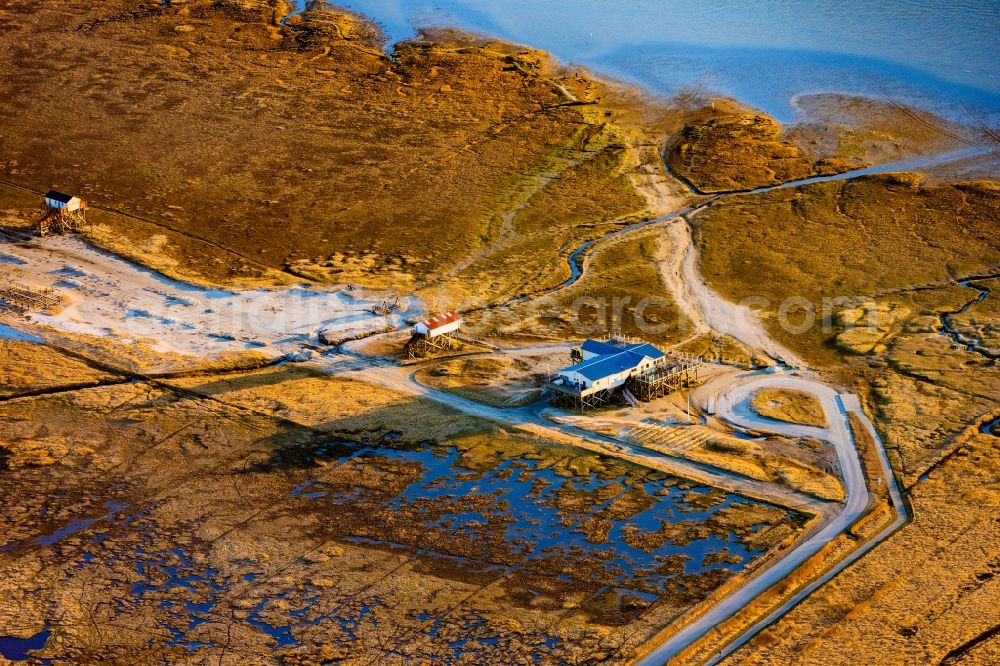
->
[[561, 339, 666, 382], [580, 338, 625, 356], [625, 342, 666, 360], [571, 352, 644, 381]]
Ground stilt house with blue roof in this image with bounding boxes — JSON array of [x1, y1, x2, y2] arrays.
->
[[547, 337, 701, 411]]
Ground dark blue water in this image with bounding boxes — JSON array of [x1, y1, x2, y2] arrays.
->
[[0, 627, 50, 661], [40, 443, 799, 656], [939, 278, 997, 359], [327, 445, 796, 593], [330, 0, 1000, 124]]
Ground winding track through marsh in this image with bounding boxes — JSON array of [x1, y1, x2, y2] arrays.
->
[[430, 147, 996, 661], [548, 149, 1000, 662], [0, 144, 992, 662], [557, 147, 1000, 662], [513, 145, 998, 368], [347, 149, 986, 662]]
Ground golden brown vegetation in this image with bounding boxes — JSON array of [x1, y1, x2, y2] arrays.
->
[[873, 320, 1000, 483], [696, 176, 999, 346], [0, 0, 653, 300], [434, 121, 654, 307], [415, 355, 545, 407], [666, 111, 859, 192], [749, 388, 828, 428], [476, 227, 686, 344], [0, 339, 120, 398], [723, 426, 1000, 666], [683, 435, 844, 502], [846, 413, 891, 503], [166, 364, 489, 442], [696, 174, 1000, 482]]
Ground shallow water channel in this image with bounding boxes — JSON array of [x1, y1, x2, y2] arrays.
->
[[1, 442, 801, 658], [939, 276, 999, 359]]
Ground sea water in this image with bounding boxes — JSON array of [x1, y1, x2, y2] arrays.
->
[[332, 0, 999, 124]]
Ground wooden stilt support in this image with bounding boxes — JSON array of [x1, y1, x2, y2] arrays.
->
[[546, 346, 706, 412], [403, 331, 459, 359], [546, 386, 615, 413], [630, 354, 704, 402], [37, 206, 87, 237]]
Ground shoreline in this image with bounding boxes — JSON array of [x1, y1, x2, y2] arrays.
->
[[1, 3, 998, 664], [340, 0, 1000, 127]]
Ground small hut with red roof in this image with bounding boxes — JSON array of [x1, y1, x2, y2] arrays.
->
[[405, 311, 463, 358]]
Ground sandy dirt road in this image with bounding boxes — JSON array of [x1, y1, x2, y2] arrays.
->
[[677, 220, 808, 368], [336, 359, 837, 518], [2, 147, 954, 664], [700, 393, 907, 665], [633, 372, 873, 664]]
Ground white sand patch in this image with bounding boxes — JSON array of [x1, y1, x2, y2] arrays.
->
[[0, 235, 423, 358]]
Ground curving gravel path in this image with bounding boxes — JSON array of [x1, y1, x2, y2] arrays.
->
[[635, 371, 876, 664]]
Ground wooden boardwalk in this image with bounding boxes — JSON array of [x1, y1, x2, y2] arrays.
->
[[0, 282, 61, 312], [621, 423, 714, 453]]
